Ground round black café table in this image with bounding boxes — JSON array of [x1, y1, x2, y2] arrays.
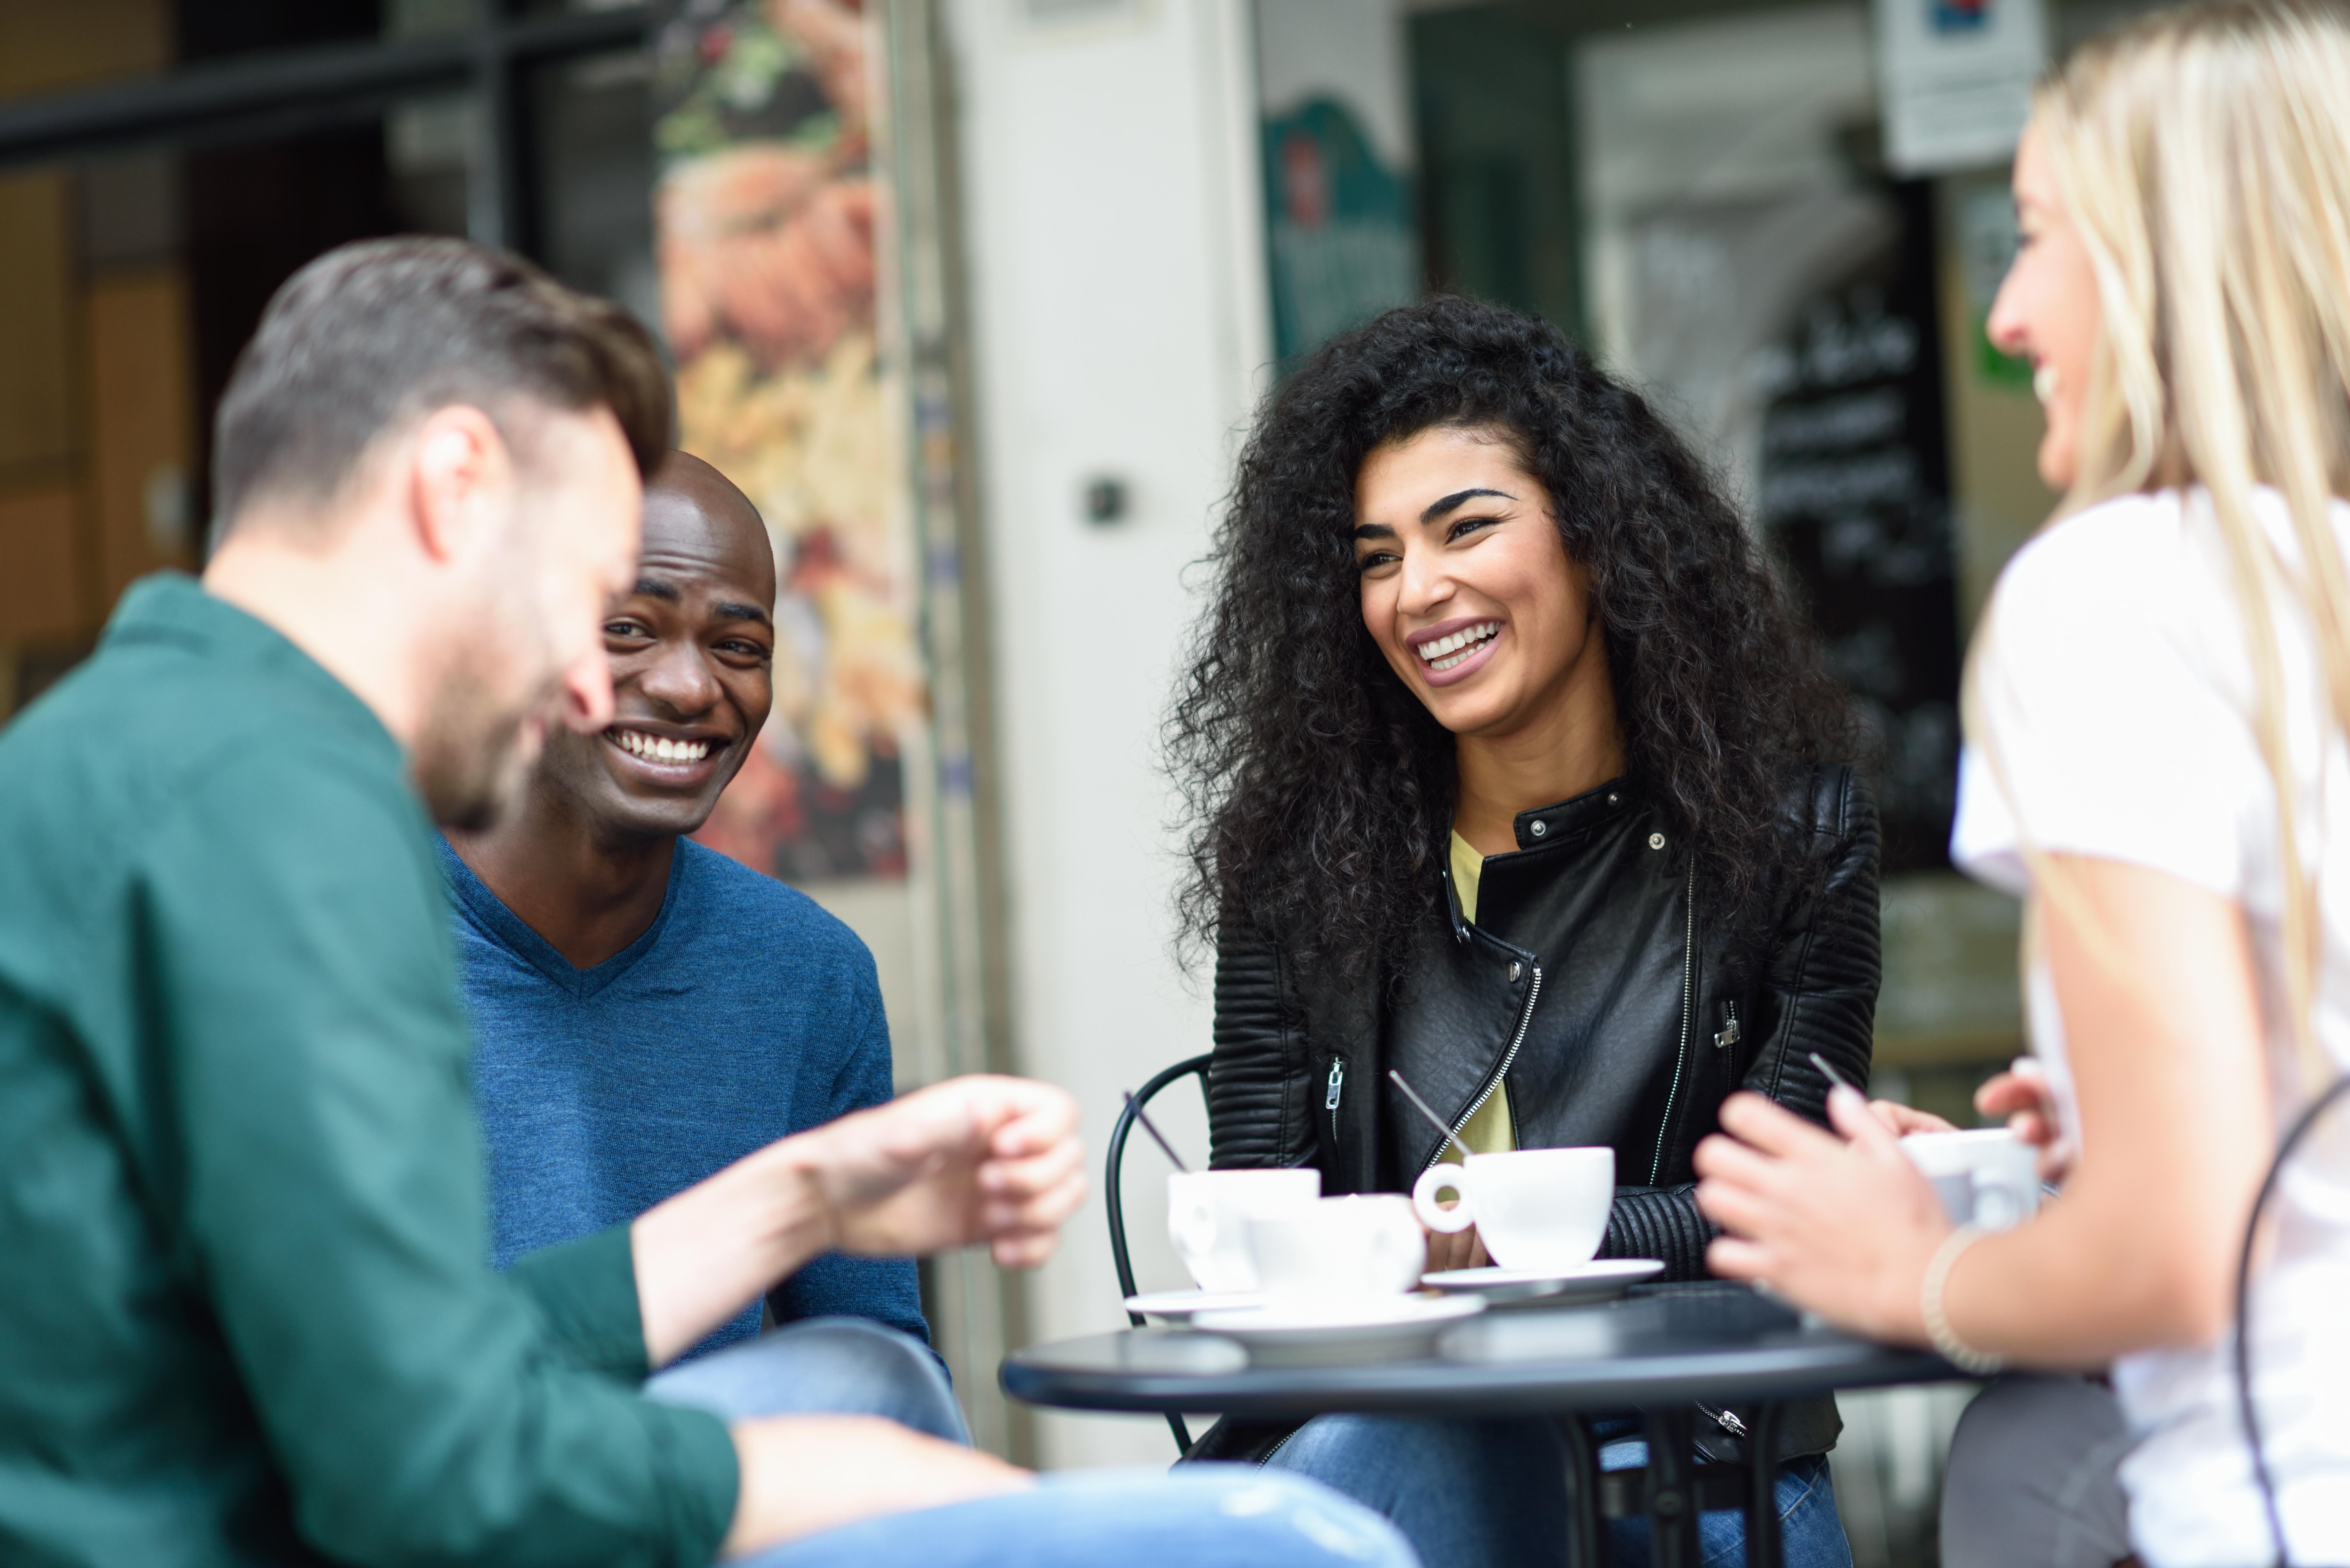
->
[[1001, 1282, 1962, 1568]]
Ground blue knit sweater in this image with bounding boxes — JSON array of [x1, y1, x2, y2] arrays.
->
[[439, 836, 929, 1354]]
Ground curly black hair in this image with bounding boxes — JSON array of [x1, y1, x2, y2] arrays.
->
[[1167, 296, 1853, 984]]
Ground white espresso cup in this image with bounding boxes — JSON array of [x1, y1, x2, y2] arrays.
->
[[1412, 1146, 1615, 1273], [1247, 1195, 1427, 1301], [1900, 1128, 2042, 1232], [1166, 1168, 1321, 1293]]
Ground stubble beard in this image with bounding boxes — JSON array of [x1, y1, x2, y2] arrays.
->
[[410, 640, 554, 832]]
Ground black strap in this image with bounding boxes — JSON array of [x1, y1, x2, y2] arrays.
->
[[2234, 1071, 2350, 1568]]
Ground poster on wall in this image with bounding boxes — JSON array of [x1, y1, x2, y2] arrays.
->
[[653, 0, 922, 884], [1256, 0, 1419, 362], [1262, 101, 1416, 361]]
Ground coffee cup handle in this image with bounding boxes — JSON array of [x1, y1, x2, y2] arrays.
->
[[1971, 1169, 2034, 1232], [1412, 1165, 1476, 1233]]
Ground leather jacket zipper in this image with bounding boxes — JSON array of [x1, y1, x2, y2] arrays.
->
[[1648, 863, 1698, 1186], [1324, 1057, 1346, 1151], [1421, 963, 1543, 1174]]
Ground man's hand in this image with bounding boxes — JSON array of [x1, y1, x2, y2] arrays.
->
[[796, 1075, 1086, 1269], [721, 1415, 1031, 1558], [633, 1075, 1084, 1366]]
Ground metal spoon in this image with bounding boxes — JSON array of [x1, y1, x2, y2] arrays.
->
[[1388, 1069, 1475, 1161], [1122, 1090, 1191, 1173], [1807, 1052, 1861, 1096]]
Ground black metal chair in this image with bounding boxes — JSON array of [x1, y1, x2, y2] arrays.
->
[[1104, 1052, 1213, 1453]]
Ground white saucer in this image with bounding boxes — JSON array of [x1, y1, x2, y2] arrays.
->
[[1123, 1288, 1264, 1321], [1420, 1259, 1665, 1307], [1191, 1294, 1485, 1365]]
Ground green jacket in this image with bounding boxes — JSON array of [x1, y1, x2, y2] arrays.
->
[[0, 577, 737, 1567]]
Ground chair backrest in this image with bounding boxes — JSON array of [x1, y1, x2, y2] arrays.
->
[[1103, 1053, 1212, 1454], [1105, 1053, 1214, 1317]]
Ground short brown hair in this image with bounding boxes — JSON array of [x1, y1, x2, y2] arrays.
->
[[212, 236, 673, 532]]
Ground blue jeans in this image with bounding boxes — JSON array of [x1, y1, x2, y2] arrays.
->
[[1265, 1413, 1852, 1568], [645, 1318, 1422, 1568], [645, 1315, 973, 1440]]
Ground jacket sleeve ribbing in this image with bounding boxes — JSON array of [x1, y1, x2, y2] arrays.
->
[[1597, 1185, 1712, 1279], [1206, 914, 1311, 1170], [1743, 767, 1883, 1125]]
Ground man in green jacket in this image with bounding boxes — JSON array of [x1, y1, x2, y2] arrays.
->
[[0, 237, 1412, 1568]]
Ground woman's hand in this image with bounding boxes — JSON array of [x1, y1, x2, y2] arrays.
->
[[1976, 1059, 2073, 1182], [1865, 1100, 1958, 1137], [1694, 1086, 1951, 1343], [1421, 1220, 1489, 1273]]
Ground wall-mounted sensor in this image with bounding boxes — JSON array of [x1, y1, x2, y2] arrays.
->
[[1082, 475, 1130, 525]]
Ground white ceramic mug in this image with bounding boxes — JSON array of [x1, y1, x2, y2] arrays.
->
[[1165, 1168, 1321, 1292], [1900, 1128, 2042, 1232], [1412, 1146, 1615, 1272], [1247, 1195, 1427, 1301]]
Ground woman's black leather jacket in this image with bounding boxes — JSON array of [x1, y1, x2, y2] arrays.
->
[[1193, 766, 1878, 1462], [1208, 765, 1879, 1271]]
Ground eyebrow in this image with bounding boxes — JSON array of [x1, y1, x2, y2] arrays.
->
[[629, 577, 774, 628], [1422, 487, 1515, 523], [1351, 486, 1519, 542]]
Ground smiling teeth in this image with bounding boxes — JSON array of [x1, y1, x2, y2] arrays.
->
[[1419, 621, 1500, 671], [612, 729, 711, 764]]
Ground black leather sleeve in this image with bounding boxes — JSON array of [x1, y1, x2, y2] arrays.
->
[[1205, 914, 1313, 1170], [1598, 1185, 1712, 1279], [1742, 767, 1883, 1126], [1599, 768, 1882, 1278]]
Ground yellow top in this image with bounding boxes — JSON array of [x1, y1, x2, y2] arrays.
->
[[1442, 831, 1517, 1163]]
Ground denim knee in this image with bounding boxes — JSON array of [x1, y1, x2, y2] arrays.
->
[[1265, 1413, 1569, 1568], [1035, 1466, 1422, 1568], [644, 1316, 968, 1443], [735, 1466, 1420, 1568]]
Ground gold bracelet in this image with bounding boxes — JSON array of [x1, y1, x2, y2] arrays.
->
[[1921, 1224, 2009, 1376]]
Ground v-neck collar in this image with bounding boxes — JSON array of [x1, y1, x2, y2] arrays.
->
[[435, 835, 684, 999]]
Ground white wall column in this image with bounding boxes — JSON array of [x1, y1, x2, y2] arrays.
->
[[943, 0, 1272, 1469]]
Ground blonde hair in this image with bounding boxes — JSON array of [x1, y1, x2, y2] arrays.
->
[[1981, 0, 2350, 1083]]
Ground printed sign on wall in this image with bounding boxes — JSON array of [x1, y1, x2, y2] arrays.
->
[[1873, 0, 2049, 175]]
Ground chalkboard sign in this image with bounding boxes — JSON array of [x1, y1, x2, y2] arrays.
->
[[1756, 182, 1959, 873]]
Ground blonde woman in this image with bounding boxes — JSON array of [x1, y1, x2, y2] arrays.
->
[[1691, 4, 2350, 1564]]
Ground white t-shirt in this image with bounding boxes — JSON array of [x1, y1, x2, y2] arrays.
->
[[1952, 487, 2350, 1568]]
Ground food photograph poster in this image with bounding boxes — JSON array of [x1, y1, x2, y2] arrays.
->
[[655, 0, 922, 886]]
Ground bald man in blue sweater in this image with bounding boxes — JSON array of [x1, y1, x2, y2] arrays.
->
[[443, 453, 928, 1374]]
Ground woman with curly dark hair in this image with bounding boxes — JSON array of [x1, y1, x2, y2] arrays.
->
[[1169, 296, 1876, 1567]]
